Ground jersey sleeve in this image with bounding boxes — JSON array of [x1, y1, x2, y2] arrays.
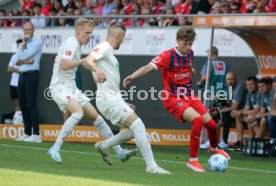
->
[[90, 43, 109, 61], [149, 51, 170, 70], [60, 40, 78, 61]]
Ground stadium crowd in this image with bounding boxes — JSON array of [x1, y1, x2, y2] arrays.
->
[[0, 0, 276, 28]]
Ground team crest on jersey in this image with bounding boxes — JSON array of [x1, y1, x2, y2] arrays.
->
[[93, 48, 99, 52], [66, 50, 72, 56], [214, 61, 225, 75]]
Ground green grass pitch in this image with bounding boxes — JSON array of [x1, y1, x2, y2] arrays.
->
[[1, 139, 276, 186]]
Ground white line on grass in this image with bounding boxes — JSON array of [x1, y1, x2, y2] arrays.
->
[[1, 143, 276, 174]]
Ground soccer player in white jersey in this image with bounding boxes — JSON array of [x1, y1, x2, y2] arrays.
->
[[48, 18, 137, 163], [86, 22, 171, 174]]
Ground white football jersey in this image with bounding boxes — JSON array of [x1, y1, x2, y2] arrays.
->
[[90, 41, 121, 94], [50, 36, 81, 87]]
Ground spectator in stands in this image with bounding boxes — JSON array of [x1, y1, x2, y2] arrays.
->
[[41, 0, 52, 16], [122, 0, 133, 14], [119, 9, 131, 26], [220, 1, 231, 14], [74, 8, 83, 15], [57, 12, 69, 27], [114, 0, 124, 10], [150, 0, 164, 14], [7, 39, 24, 125], [15, 21, 42, 142], [247, 78, 275, 138], [231, 77, 261, 150], [53, 0, 64, 13], [64, 0, 76, 12], [0, 9, 9, 27], [31, 3, 46, 28], [27, 5, 35, 16], [197, 0, 211, 14], [21, 10, 31, 25], [231, 2, 241, 13], [46, 8, 59, 27], [139, 7, 158, 27], [177, 16, 192, 26], [130, 7, 141, 27], [75, 0, 89, 15], [218, 72, 247, 149], [102, 0, 115, 15], [161, 7, 178, 26], [209, 0, 222, 14], [8, 11, 21, 27], [268, 91, 276, 140], [19, 0, 37, 11], [66, 6, 76, 26], [176, 0, 192, 14]]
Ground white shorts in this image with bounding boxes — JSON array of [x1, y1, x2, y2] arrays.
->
[[96, 96, 134, 127], [50, 85, 90, 112]]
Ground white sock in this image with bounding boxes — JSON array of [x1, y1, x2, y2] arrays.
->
[[102, 129, 134, 149], [129, 118, 158, 169], [52, 113, 83, 151], [93, 115, 123, 155]]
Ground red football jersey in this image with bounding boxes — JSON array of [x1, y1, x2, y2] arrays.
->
[[150, 48, 193, 98]]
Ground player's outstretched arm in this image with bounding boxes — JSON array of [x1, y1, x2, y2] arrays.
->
[[123, 64, 155, 88]]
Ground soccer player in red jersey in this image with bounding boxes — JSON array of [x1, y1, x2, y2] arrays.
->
[[123, 27, 230, 172]]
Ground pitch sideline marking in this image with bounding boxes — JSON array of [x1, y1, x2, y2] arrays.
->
[[1, 143, 276, 174]]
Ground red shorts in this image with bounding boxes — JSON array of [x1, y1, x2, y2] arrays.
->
[[162, 96, 208, 122]]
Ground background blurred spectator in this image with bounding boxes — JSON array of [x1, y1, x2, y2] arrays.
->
[[19, 0, 37, 11], [31, 3, 46, 28], [41, 0, 52, 16], [160, 7, 178, 26]]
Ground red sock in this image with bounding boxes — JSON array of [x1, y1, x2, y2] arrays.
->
[[204, 119, 218, 148], [190, 117, 204, 158]]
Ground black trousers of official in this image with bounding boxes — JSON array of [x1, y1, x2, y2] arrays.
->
[[18, 71, 40, 135], [222, 111, 235, 144]]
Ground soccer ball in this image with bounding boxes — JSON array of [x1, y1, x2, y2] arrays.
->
[[208, 154, 228, 172]]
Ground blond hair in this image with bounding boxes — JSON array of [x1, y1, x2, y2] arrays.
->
[[75, 18, 94, 29], [176, 27, 196, 41], [107, 21, 126, 37]]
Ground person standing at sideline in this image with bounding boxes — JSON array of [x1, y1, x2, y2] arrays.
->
[[15, 21, 42, 142], [7, 39, 24, 124], [197, 46, 229, 149], [48, 18, 137, 163]]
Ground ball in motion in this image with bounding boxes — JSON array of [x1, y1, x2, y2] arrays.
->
[[208, 154, 228, 172]]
